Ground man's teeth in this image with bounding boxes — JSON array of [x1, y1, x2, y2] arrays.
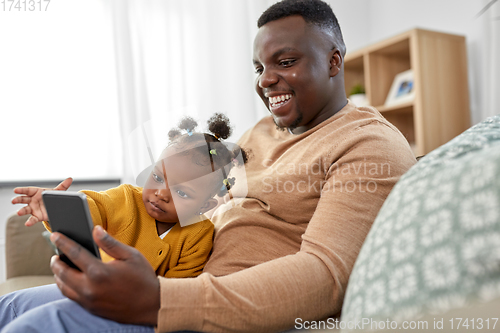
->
[[269, 94, 292, 105]]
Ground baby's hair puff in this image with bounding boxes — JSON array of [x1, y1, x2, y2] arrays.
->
[[208, 113, 232, 140], [167, 113, 248, 197]]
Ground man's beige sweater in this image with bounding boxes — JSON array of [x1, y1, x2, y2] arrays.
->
[[156, 102, 416, 332]]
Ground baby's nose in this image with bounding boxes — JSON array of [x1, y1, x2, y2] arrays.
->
[[155, 186, 171, 201]]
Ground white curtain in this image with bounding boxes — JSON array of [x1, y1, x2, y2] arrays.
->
[[106, 0, 275, 184]]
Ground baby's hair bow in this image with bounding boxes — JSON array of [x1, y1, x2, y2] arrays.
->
[[221, 178, 230, 191]]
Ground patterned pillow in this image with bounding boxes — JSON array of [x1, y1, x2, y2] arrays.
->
[[341, 115, 500, 329]]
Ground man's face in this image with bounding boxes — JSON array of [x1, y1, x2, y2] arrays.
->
[[253, 16, 336, 130]]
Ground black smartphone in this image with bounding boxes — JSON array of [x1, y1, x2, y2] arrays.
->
[[42, 191, 101, 270]]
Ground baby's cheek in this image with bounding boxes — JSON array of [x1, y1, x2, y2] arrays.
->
[[173, 201, 198, 219]]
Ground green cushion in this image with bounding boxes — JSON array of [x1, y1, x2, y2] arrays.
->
[[341, 115, 500, 327]]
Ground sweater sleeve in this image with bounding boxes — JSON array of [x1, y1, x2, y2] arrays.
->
[[40, 187, 118, 232], [164, 221, 214, 279], [156, 123, 416, 333], [80, 185, 138, 234], [80, 190, 107, 229], [42, 185, 137, 244]]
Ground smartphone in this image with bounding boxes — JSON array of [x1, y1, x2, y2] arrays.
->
[[42, 191, 101, 270]]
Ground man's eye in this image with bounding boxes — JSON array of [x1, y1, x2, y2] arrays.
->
[[279, 59, 295, 67], [176, 190, 189, 199], [152, 172, 164, 184]]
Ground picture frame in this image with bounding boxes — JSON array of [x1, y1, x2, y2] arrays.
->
[[384, 69, 415, 107]]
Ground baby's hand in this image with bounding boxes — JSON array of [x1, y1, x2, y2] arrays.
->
[[12, 177, 73, 226]]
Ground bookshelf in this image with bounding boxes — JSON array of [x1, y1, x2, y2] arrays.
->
[[344, 28, 470, 156]]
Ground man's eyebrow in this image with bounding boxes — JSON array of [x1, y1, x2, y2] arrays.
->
[[253, 47, 299, 66], [272, 47, 298, 59]]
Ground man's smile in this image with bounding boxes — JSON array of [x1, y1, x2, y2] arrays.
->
[[267, 93, 293, 114]]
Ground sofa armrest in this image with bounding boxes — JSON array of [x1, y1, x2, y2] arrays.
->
[[0, 275, 55, 296], [5, 213, 55, 279]]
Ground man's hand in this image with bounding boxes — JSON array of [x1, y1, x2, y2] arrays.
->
[[50, 226, 160, 326], [12, 177, 73, 226]]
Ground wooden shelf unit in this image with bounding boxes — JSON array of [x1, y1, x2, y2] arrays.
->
[[344, 28, 471, 156]]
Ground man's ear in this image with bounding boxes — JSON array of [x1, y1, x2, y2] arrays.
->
[[200, 198, 218, 215], [329, 48, 342, 77]]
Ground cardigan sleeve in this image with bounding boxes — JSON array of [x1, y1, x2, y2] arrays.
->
[[164, 221, 214, 279], [41, 186, 123, 233], [155, 123, 416, 333], [80, 184, 140, 235], [80, 190, 108, 230]]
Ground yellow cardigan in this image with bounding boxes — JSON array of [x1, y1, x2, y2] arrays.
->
[[44, 184, 214, 278]]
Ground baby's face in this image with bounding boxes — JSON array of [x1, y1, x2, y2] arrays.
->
[[142, 148, 217, 224]]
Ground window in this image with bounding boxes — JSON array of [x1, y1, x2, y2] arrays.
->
[[0, 0, 121, 182]]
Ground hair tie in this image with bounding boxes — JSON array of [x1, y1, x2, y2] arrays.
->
[[209, 149, 217, 155], [221, 178, 230, 191], [186, 129, 193, 136]]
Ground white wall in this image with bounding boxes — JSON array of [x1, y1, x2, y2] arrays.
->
[[345, 0, 494, 125], [327, 0, 372, 52]]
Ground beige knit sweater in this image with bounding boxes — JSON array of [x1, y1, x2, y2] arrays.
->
[[156, 102, 416, 332]]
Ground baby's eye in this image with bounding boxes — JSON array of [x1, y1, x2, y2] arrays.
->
[[176, 190, 189, 199], [254, 67, 263, 74], [152, 172, 164, 184]]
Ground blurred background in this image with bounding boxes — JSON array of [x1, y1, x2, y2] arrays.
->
[[0, 0, 498, 282]]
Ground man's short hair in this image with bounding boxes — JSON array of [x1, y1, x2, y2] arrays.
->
[[257, 0, 346, 56]]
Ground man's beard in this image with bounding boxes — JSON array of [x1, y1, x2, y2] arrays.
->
[[273, 111, 303, 132]]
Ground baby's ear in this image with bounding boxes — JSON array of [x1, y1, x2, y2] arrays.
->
[[200, 198, 218, 215]]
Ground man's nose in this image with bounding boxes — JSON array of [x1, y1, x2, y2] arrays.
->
[[258, 68, 279, 89]]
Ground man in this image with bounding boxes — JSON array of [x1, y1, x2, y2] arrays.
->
[[0, 0, 415, 332]]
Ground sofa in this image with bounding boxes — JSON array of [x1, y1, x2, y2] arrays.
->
[[338, 114, 500, 332], [1, 115, 499, 332], [0, 214, 54, 296]]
